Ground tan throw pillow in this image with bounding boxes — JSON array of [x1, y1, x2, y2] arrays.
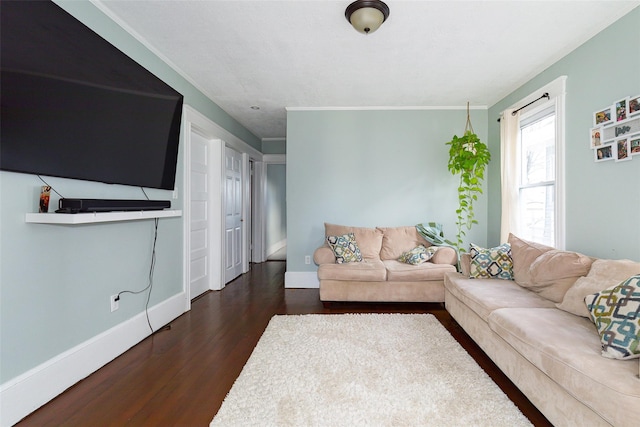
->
[[377, 226, 430, 260], [526, 250, 593, 302], [508, 233, 553, 286], [324, 223, 383, 260], [557, 259, 640, 317]]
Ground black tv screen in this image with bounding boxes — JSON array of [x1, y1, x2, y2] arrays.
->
[[1, 1, 183, 190]]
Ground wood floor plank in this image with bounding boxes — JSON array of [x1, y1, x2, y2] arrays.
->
[[15, 261, 552, 427]]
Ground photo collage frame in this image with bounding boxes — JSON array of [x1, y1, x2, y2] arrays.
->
[[591, 94, 640, 162]]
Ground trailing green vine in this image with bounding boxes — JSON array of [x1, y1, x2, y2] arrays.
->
[[445, 104, 491, 252]]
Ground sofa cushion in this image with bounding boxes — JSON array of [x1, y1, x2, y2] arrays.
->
[[377, 226, 430, 260], [557, 259, 640, 317], [326, 233, 363, 264], [488, 308, 640, 425], [586, 274, 640, 360], [469, 243, 513, 280], [444, 273, 556, 321], [525, 250, 593, 303], [325, 223, 383, 260], [384, 260, 456, 282], [508, 233, 553, 286], [430, 246, 458, 266], [398, 245, 436, 265], [317, 259, 387, 282]]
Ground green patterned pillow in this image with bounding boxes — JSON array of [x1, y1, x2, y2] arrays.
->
[[326, 233, 363, 264], [585, 274, 640, 360], [398, 245, 437, 265], [469, 243, 513, 280]]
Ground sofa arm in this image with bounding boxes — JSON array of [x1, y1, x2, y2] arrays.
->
[[314, 246, 335, 265], [431, 246, 458, 266], [459, 253, 471, 276]]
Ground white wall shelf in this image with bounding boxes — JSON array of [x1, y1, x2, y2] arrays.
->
[[25, 210, 182, 225]]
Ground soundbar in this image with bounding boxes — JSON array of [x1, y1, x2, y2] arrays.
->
[[56, 198, 171, 214]]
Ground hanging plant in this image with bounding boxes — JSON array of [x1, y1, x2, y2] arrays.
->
[[446, 103, 491, 252]]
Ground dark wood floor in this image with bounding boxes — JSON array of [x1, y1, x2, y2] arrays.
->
[[17, 261, 552, 426]]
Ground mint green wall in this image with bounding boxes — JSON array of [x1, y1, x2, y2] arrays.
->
[[0, 1, 259, 383], [262, 139, 287, 154], [266, 165, 287, 251], [286, 109, 489, 273], [487, 7, 640, 261]]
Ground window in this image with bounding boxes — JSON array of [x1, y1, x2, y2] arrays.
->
[[518, 107, 556, 246], [500, 76, 566, 249]]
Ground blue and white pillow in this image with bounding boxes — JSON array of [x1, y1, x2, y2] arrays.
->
[[469, 243, 513, 280], [585, 274, 640, 360], [327, 233, 363, 264], [398, 245, 437, 265]]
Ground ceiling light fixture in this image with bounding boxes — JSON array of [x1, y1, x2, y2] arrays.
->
[[345, 0, 390, 35]]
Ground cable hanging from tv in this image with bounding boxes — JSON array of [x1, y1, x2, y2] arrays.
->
[[497, 92, 550, 122]]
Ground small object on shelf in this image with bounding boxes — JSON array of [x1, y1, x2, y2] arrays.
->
[[39, 186, 51, 213]]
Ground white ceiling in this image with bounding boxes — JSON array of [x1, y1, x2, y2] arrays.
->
[[97, 0, 640, 140]]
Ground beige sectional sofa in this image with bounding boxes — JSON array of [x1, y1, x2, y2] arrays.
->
[[444, 234, 640, 427], [314, 224, 458, 303]]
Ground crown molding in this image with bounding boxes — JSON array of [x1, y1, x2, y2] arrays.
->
[[286, 105, 488, 111]]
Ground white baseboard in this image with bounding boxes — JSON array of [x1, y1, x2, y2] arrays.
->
[[0, 292, 187, 427], [284, 271, 319, 288]]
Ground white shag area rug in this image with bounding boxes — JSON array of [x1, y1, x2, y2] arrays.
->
[[211, 313, 532, 427]]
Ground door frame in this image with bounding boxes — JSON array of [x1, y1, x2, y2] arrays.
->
[[188, 130, 220, 300], [182, 105, 263, 310]]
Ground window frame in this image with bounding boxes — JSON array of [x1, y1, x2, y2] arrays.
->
[[517, 103, 557, 246], [507, 76, 566, 249]]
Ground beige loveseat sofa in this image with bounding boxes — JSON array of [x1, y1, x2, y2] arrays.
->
[[444, 234, 639, 427], [314, 224, 458, 303]]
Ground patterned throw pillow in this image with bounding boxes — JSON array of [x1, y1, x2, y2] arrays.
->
[[585, 274, 640, 360], [326, 233, 363, 264], [469, 243, 513, 280], [398, 245, 437, 265]]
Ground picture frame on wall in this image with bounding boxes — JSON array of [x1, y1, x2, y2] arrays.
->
[[594, 106, 613, 126], [629, 95, 640, 117], [600, 114, 640, 142], [615, 97, 629, 122], [630, 134, 640, 155], [590, 126, 602, 148], [594, 144, 614, 162], [615, 137, 631, 162]]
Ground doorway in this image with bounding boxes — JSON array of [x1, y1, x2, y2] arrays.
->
[[182, 106, 262, 308], [224, 146, 243, 283], [188, 131, 216, 300], [265, 162, 286, 261]]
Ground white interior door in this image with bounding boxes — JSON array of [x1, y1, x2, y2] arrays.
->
[[189, 132, 212, 299], [224, 146, 243, 283]]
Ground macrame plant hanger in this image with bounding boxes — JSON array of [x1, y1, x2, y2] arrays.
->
[[464, 102, 474, 135]]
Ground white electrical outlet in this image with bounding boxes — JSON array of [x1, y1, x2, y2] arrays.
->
[[305, 255, 311, 265], [110, 295, 119, 312]]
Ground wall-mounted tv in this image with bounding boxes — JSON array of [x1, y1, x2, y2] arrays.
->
[[1, 1, 184, 191]]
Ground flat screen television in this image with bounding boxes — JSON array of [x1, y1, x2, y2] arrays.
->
[[1, 1, 184, 191]]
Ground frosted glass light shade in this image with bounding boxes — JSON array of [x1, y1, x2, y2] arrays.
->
[[349, 8, 384, 34], [345, 0, 390, 34]]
